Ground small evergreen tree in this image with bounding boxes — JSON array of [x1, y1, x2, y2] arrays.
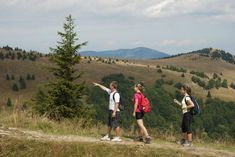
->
[[6, 74, 10, 80], [19, 76, 26, 89], [35, 15, 88, 120], [12, 83, 19, 91], [11, 74, 15, 80], [31, 74, 35, 80], [26, 74, 32, 80], [221, 79, 228, 88], [6, 98, 12, 107], [207, 91, 212, 98]]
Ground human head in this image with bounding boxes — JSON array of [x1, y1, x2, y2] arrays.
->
[[134, 82, 144, 93], [110, 81, 118, 90], [181, 84, 191, 96]]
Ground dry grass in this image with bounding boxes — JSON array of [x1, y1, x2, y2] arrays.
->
[[1, 136, 218, 157], [0, 108, 106, 137]]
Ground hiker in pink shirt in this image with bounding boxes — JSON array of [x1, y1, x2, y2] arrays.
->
[[133, 83, 151, 144]]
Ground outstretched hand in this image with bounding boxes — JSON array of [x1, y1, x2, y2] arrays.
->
[[93, 82, 99, 86], [174, 99, 179, 104]]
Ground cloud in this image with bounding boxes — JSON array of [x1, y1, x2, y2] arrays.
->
[[143, 0, 176, 17], [1, 0, 234, 22], [143, 0, 235, 23]]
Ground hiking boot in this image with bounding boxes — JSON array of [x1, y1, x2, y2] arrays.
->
[[145, 136, 151, 144], [182, 141, 193, 147], [100, 134, 110, 141], [176, 139, 186, 145], [137, 136, 144, 142], [111, 136, 122, 142]]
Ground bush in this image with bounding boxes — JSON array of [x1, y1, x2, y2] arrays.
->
[[6, 98, 12, 107], [190, 71, 209, 79], [207, 91, 212, 98], [205, 79, 215, 90], [11, 75, 15, 80], [191, 76, 206, 88], [164, 65, 187, 73], [6, 74, 10, 80], [12, 83, 19, 91], [221, 79, 228, 88], [230, 82, 235, 89], [19, 76, 26, 89], [157, 69, 162, 73]]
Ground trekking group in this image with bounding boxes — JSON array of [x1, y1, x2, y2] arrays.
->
[[93, 81, 199, 146]]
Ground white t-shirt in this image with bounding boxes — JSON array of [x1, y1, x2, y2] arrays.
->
[[105, 89, 120, 111], [181, 96, 191, 114]]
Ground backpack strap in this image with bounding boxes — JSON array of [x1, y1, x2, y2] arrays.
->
[[113, 92, 119, 103]]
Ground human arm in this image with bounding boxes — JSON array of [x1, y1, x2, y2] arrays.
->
[[173, 99, 181, 106], [112, 102, 119, 117], [93, 82, 110, 92], [185, 98, 195, 109], [133, 98, 138, 117]]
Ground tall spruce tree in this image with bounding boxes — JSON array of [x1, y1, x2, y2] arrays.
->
[[36, 15, 87, 120]]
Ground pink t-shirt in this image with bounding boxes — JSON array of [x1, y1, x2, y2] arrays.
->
[[133, 92, 142, 112]]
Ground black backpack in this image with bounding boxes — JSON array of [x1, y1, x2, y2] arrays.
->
[[185, 96, 200, 115], [113, 92, 124, 111]]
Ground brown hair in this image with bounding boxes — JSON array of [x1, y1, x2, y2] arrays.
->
[[135, 82, 144, 93], [182, 84, 192, 96], [110, 81, 118, 89]]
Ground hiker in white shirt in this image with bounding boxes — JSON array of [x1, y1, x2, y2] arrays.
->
[[93, 81, 122, 142]]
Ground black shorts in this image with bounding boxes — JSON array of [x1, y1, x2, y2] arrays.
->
[[136, 111, 144, 120], [182, 111, 193, 134], [108, 110, 120, 129]]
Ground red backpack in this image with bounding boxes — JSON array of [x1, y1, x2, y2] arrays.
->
[[139, 93, 151, 113]]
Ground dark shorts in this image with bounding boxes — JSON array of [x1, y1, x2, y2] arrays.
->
[[136, 111, 144, 120], [108, 110, 120, 129], [182, 111, 193, 134]]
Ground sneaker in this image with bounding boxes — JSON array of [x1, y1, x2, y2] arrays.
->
[[100, 134, 110, 141], [111, 136, 122, 142], [145, 136, 151, 144], [182, 141, 193, 147], [176, 139, 186, 145]]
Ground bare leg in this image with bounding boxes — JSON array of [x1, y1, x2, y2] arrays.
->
[[187, 133, 192, 141], [137, 119, 149, 137], [139, 128, 144, 137], [115, 127, 121, 137], [107, 126, 112, 136]]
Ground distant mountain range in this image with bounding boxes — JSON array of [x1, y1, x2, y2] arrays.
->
[[79, 47, 169, 59]]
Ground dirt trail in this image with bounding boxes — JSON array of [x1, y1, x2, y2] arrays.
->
[[0, 126, 234, 157]]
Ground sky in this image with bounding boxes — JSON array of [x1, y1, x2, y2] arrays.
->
[[0, 0, 234, 55]]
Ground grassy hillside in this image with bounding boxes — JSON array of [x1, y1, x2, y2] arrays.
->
[[1, 48, 235, 105], [0, 45, 235, 156]]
